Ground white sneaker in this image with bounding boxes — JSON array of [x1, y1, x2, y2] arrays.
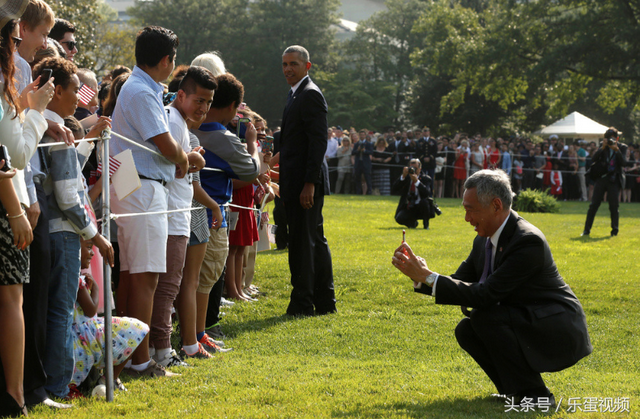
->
[[153, 349, 188, 368], [220, 297, 235, 307]]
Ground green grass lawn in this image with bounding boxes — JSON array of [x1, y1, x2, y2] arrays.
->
[[29, 196, 640, 418]]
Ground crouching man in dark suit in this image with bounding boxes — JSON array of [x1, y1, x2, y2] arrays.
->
[[392, 169, 592, 407], [392, 159, 433, 229]]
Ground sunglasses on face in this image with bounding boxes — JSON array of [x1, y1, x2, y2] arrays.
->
[[61, 40, 77, 50], [12, 36, 21, 48]]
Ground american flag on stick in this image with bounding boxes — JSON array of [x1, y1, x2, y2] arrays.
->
[[78, 83, 96, 106], [96, 156, 121, 178]]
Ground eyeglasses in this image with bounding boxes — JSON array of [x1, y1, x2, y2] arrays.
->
[[12, 36, 21, 48], [61, 40, 77, 50]]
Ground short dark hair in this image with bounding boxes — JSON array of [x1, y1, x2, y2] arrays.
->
[[64, 116, 83, 135], [102, 72, 130, 117], [49, 18, 75, 41], [110, 65, 131, 81], [135, 26, 179, 68], [211, 73, 243, 110], [33, 57, 77, 88], [179, 66, 217, 95], [167, 65, 190, 92], [604, 127, 620, 139], [283, 45, 309, 63]]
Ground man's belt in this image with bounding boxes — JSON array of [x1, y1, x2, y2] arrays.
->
[[138, 174, 167, 187]]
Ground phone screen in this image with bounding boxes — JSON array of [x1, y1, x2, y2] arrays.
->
[[38, 69, 52, 88]]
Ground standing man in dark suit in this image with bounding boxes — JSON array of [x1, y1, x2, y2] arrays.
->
[[277, 45, 336, 316], [352, 129, 374, 195], [392, 170, 591, 406]]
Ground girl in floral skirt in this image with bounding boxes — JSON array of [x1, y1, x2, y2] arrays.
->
[[68, 239, 149, 396]]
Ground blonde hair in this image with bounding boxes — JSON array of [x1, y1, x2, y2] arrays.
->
[[20, 0, 54, 30]]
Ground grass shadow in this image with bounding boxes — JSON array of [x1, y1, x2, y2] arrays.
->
[[331, 396, 557, 418], [569, 235, 612, 242], [223, 314, 303, 337]]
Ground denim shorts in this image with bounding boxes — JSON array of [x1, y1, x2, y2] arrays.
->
[[188, 230, 209, 247]]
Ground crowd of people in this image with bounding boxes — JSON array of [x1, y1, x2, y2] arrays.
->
[[0, 0, 637, 416], [0, 0, 279, 415], [324, 127, 640, 203]]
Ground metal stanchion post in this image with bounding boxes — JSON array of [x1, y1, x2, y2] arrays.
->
[[101, 130, 114, 401]]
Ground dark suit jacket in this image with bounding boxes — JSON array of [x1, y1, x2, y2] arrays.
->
[[590, 145, 627, 188], [351, 140, 373, 167], [279, 76, 329, 200], [418, 211, 592, 372], [392, 173, 432, 217]]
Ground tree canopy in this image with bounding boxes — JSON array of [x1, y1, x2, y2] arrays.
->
[[64, 0, 640, 140]]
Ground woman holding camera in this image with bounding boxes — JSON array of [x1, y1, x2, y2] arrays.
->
[[582, 128, 627, 237]]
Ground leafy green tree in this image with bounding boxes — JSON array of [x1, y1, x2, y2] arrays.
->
[[87, 22, 137, 78], [411, 0, 640, 139], [344, 0, 429, 128], [128, 0, 340, 128]]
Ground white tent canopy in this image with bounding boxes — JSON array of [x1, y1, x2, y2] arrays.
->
[[535, 111, 611, 140]]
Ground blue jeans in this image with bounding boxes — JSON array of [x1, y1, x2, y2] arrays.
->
[[44, 231, 81, 397]]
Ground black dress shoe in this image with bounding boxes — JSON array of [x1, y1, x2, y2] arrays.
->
[[611, 230, 618, 236], [315, 307, 337, 316]]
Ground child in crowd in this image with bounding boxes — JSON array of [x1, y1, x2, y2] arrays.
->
[[74, 68, 100, 121], [69, 239, 148, 396], [33, 57, 114, 399], [65, 116, 112, 313]]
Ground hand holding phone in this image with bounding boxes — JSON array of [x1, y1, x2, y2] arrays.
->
[[38, 69, 52, 88]]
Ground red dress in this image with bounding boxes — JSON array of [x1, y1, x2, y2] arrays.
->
[[453, 150, 468, 180], [228, 185, 259, 247]]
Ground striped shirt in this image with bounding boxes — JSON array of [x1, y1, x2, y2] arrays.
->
[[189, 132, 210, 243], [42, 110, 97, 240]]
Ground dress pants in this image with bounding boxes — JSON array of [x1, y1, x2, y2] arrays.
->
[[395, 200, 431, 229], [273, 196, 288, 250], [23, 185, 50, 404], [284, 191, 336, 316], [584, 177, 620, 234], [455, 305, 546, 395], [354, 162, 372, 195]]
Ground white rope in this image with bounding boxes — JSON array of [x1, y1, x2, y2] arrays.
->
[[110, 206, 205, 219], [37, 137, 99, 147], [110, 131, 226, 173], [110, 202, 260, 220], [109, 131, 167, 160]]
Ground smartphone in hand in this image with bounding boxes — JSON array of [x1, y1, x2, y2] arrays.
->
[[38, 69, 52, 88]]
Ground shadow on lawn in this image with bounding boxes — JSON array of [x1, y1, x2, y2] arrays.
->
[[569, 235, 612, 242], [331, 396, 555, 417], [224, 314, 300, 337]]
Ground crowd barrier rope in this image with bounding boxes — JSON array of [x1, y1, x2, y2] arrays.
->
[[36, 128, 264, 401]]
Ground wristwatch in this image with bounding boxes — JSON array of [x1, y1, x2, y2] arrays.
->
[[425, 272, 438, 287]]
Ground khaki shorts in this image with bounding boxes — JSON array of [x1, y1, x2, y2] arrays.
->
[[197, 227, 228, 294]]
